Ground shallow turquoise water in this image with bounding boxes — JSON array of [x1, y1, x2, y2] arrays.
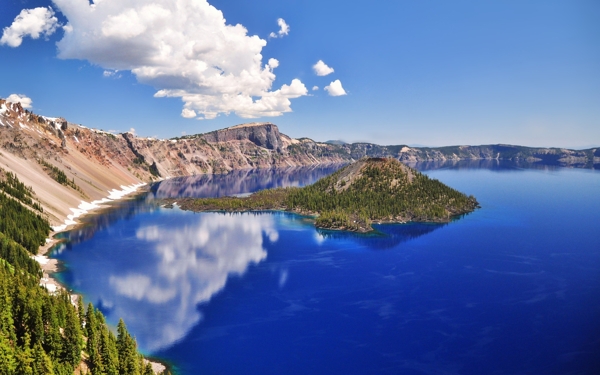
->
[[53, 164, 600, 374]]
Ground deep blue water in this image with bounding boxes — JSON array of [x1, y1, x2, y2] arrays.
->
[[52, 163, 600, 375]]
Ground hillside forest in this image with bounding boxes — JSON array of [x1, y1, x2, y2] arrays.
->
[[0, 167, 169, 375]]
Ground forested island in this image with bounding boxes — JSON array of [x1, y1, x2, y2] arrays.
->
[[169, 158, 479, 232], [0, 168, 169, 375]]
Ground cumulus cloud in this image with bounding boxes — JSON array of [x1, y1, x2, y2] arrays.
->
[[0, 7, 60, 47], [324, 79, 347, 96], [49, 0, 306, 119], [313, 60, 334, 76], [269, 18, 289, 38], [312, 86, 319, 91], [6, 93, 33, 108], [181, 108, 196, 119]]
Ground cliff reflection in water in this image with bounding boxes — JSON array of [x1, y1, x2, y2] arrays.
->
[[151, 164, 345, 199], [55, 164, 344, 249], [52, 165, 345, 351]]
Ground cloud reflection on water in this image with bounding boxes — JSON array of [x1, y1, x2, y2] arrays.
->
[[108, 212, 278, 351]]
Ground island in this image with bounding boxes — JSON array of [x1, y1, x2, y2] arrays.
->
[[166, 157, 479, 232]]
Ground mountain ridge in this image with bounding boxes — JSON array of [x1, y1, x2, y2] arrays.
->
[[1, 98, 598, 229]]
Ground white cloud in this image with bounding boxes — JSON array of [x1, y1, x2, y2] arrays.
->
[[312, 86, 319, 91], [313, 60, 334, 76], [50, 0, 306, 119], [277, 18, 289, 37], [269, 18, 289, 39], [181, 108, 196, 119], [324, 79, 347, 96], [0, 7, 59, 47], [102, 69, 121, 78], [6, 93, 33, 108]]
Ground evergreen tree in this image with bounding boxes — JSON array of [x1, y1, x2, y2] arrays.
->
[[117, 319, 140, 375], [62, 301, 82, 368], [143, 362, 154, 375], [77, 297, 85, 329], [100, 328, 119, 375], [86, 304, 102, 375], [32, 341, 54, 375], [0, 331, 16, 375], [15, 333, 34, 375]]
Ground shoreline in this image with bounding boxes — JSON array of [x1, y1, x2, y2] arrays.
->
[[160, 198, 471, 233], [33, 181, 168, 373], [35, 183, 149, 305]]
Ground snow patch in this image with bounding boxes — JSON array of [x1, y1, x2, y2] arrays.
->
[[51, 183, 147, 233], [39, 277, 57, 293], [73, 136, 79, 143], [32, 254, 49, 265]]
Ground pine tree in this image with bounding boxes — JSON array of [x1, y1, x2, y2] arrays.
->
[[62, 302, 82, 368], [86, 304, 102, 375], [32, 341, 54, 375], [15, 333, 34, 375], [77, 297, 85, 329], [100, 328, 119, 375], [0, 331, 16, 375], [117, 319, 140, 375]]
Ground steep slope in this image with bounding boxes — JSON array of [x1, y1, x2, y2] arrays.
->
[[0, 100, 145, 227]]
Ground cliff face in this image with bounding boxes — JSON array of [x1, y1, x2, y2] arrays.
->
[[122, 126, 347, 177], [200, 122, 287, 151]]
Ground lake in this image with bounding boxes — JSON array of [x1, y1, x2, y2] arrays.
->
[[51, 162, 600, 375]]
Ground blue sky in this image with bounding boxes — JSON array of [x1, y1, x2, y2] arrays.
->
[[1, 0, 598, 148]]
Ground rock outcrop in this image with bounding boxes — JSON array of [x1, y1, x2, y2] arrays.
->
[[200, 122, 287, 151]]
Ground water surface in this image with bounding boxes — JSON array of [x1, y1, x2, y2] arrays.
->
[[53, 163, 600, 374]]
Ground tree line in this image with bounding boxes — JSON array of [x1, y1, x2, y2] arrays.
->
[[0, 169, 43, 212], [37, 159, 85, 195]]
